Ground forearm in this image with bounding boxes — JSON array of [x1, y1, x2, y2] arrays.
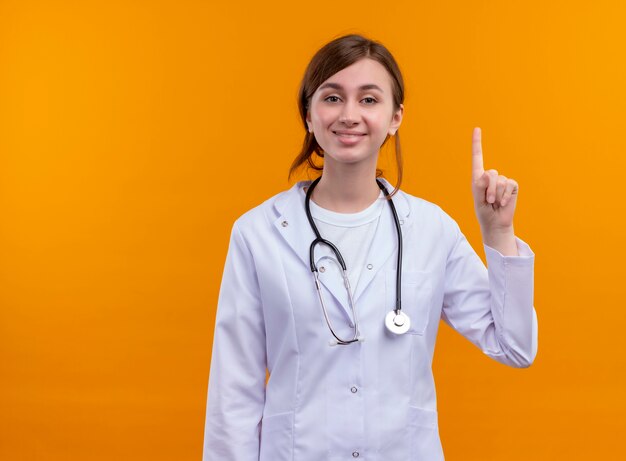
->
[[442, 224, 537, 368]]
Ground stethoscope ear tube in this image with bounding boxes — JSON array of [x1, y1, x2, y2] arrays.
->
[[312, 267, 361, 346]]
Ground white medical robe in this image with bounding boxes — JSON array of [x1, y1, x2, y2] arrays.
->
[[203, 179, 538, 461]]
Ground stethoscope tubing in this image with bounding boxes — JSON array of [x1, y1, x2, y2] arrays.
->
[[376, 179, 403, 315], [305, 177, 404, 345]]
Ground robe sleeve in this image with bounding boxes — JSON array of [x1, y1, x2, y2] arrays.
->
[[203, 222, 267, 460], [440, 220, 538, 368]]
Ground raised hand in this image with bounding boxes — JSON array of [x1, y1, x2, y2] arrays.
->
[[471, 127, 519, 252]]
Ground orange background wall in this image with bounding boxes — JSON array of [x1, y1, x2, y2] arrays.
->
[[1, 1, 624, 459]]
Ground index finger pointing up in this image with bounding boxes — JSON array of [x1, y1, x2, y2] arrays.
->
[[472, 127, 484, 181]]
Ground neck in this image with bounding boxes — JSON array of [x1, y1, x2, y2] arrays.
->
[[312, 158, 381, 213]]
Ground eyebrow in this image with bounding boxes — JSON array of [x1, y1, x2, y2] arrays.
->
[[318, 82, 384, 93]]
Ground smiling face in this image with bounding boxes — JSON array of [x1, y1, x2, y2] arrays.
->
[[306, 58, 404, 169]]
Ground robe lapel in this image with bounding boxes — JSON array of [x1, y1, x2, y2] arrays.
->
[[352, 181, 412, 305]]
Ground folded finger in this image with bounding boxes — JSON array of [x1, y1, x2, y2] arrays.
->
[[501, 179, 519, 207], [495, 175, 508, 204]]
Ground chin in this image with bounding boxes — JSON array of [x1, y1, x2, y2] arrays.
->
[[323, 151, 376, 166]]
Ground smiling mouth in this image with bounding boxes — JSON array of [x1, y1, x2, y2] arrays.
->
[[333, 131, 366, 137]]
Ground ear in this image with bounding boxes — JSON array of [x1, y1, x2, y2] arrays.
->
[[306, 111, 313, 133], [388, 103, 404, 136]]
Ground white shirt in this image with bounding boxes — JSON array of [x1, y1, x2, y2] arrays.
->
[[203, 179, 538, 461], [309, 191, 384, 293]]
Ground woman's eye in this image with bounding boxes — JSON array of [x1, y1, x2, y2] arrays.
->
[[323, 95, 377, 104]]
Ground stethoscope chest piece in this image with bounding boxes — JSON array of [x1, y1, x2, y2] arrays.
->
[[385, 310, 411, 335]]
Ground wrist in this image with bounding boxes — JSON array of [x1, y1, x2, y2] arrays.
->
[[481, 226, 518, 256], [481, 224, 514, 239]]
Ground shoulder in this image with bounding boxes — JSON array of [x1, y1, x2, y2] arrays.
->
[[231, 181, 306, 235], [395, 189, 464, 258], [394, 186, 460, 233]]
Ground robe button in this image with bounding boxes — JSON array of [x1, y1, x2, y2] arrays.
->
[[351, 386, 358, 393], [352, 452, 360, 458], [281, 220, 288, 227], [366, 264, 373, 270], [319, 266, 326, 273]]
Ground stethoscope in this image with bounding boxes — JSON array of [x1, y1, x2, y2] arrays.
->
[[305, 177, 410, 346]]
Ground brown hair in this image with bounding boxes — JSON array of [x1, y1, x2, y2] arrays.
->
[[289, 34, 405, 196]]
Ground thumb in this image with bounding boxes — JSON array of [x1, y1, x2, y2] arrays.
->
[[472, 171, 490, 203]]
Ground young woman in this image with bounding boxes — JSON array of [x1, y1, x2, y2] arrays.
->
[[202, 34, 537, 461]]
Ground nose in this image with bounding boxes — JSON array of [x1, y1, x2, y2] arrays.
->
[[338, 100, 359, 125]]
